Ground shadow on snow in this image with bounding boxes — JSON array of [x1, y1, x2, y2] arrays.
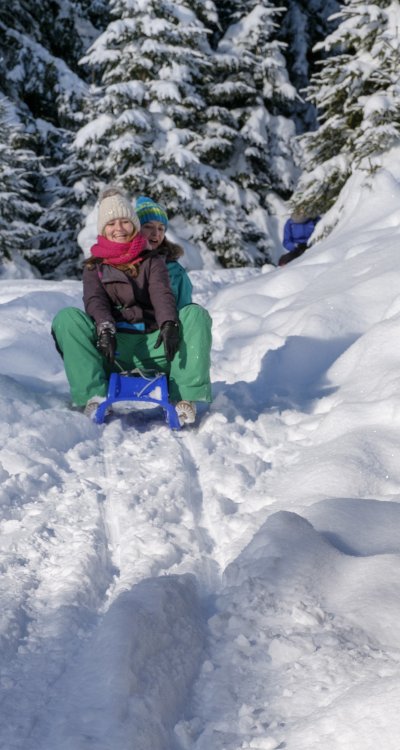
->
[[212, 334, 359, 421]]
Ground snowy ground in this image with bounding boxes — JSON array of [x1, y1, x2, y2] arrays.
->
[[2, 165, 400, 749]]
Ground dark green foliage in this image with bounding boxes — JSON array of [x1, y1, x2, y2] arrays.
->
[[0, 97, 42, 266], [291, 0, 400, 219], [0, 0, 108, 275], [270, 0, 341, 132], [73, 0, 301, 267], [4, 0, 381, 273]]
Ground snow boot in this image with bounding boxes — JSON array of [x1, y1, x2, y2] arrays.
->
[[175, 400, 197, 426]]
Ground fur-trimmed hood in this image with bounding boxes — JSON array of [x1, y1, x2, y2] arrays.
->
[[157, 237, 184, 262]]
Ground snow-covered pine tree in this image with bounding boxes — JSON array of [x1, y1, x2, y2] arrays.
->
[[271, 0, 341, 131], [0, 96, 42, 270], [291, 0, 400, 219], [215, 0, 245, 29], [74, 0, 300, 267], [216, 0, 298, 196], [74, 0, 216, 225], [0, 0, 108, 276], [192, 0, 298, 264], [187, 0, 220, 35]]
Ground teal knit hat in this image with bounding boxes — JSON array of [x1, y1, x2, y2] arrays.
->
[[135, 196, 168, 227]]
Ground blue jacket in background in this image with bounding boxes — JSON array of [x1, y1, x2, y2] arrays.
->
[[282, 217, 319, 252]]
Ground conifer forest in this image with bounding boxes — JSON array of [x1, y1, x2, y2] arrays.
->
[[1, 1, 399, 277]]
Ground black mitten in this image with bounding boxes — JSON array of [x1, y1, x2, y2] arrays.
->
[[97, 322, 116, 364], [154, 321, 180, 362]]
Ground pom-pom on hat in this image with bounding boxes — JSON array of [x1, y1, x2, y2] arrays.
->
[[97, 187, 141, 236], [135, 195, 168, 227]]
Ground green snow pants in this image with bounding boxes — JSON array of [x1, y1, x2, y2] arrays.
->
[[51, 304, 212, 407]]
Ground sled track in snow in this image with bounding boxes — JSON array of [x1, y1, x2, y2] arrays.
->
[[0, 406, 116, 749], [99, 411, 222, 600], [0, 404, 220, 750]]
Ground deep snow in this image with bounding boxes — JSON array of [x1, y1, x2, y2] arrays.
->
[[2, 163, 400, 749]]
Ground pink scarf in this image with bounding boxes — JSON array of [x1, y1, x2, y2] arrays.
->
[[90, 234, 149, 265]]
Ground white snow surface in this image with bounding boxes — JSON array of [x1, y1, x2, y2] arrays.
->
[[2, 166, 400, 749]]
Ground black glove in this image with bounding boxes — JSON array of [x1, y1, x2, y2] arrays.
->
[[154, 321, 180, 362], [97, 322, 116, 364]]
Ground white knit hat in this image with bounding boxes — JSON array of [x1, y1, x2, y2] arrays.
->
[[97, 187, 141, 235]]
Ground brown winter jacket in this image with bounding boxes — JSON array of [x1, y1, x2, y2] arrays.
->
[[83, 254, 178, 332]]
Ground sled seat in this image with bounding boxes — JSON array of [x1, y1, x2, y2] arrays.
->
[[94, 370, 181, 430]]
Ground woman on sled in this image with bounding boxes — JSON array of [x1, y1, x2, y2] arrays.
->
[[52, 188, 212, 426]]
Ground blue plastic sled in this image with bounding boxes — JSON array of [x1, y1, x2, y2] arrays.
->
[[94, 370, 181, 430]]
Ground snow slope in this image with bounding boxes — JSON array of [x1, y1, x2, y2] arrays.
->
[[2, 165, 400, 749]]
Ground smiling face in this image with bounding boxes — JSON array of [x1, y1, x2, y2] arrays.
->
[[139, 221, 166, 250], [104, 218, 136, 243]]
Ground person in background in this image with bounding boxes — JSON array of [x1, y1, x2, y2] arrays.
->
[[278, 212, 320, 266], [52, 188, 212, 426]]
